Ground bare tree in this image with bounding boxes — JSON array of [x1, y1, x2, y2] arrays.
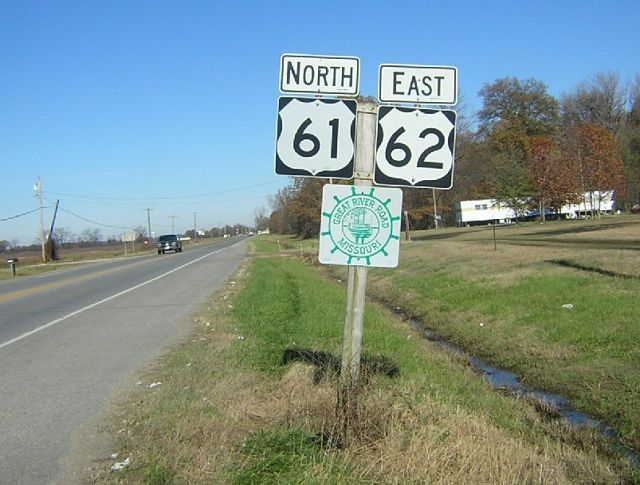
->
[[79, 228, 102, 244], [561, 71, 628, 136], [52, 227, 74, 247], [254, 207, 269, 231], [133, 225, 148, 242]]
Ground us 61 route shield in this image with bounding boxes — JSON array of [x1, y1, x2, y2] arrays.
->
[[275, 97, 357, 179]]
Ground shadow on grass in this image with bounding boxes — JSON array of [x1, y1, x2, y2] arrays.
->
[[521, 221, 639, 237], [502, 239, 640, 250], [410, 227, 488, 242], [547, 259, 640, 279], [282, 348, 400, 384]]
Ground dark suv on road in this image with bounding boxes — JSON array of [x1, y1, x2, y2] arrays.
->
[[157, 234, 182, 254]]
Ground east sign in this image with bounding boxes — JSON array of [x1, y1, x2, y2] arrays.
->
[[378, 64, 457, 105]]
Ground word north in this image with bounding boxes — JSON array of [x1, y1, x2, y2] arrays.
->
[[280, 55, 359, 95]]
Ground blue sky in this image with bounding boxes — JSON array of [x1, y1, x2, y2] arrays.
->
[[1, 0, 639, 244]]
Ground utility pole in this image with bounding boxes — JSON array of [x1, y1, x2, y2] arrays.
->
[[169, 215, 177, 234], [193, 212, 197, 241], [34, 177, 46, 262], [144, 208, 153, 240], [47, 199, 60, 260]]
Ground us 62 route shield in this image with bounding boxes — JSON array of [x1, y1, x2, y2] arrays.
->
[[275, 97, 357, 179], [375, 106, 456, 189]]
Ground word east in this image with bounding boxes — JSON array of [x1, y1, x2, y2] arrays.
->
[[392, 72, 446, 97]]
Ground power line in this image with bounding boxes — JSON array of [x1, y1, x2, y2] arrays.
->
[[58, 207, 134, 230], [0, 207, 49, 222]]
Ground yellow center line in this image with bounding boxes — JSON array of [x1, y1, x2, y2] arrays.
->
[[0, 258, 155, 303]]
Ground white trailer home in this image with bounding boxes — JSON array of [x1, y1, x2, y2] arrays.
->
[[454, 199, 517, 226], [455, 191, 615, 226], [564, 191, 615, 218]]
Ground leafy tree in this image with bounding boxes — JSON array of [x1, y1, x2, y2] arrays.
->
[[269, 184, 296, 234], [268, 178, 327, 238], [478, 77, 560, 138], [564, 123, 625, 216], [477, 78, 560, 217], [402, 188, 436, 229], [617, 74, 640, 207], [288, 178, 324, 239], [528, 135, 580, 220]]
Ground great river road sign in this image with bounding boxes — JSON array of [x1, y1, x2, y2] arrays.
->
[[319, 184, 402, 267]]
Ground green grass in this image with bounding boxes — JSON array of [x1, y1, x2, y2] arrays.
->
[[233, 428, 359, 485], [228, 257, 634, 482], [233, 258, 531, 428], [250, 234, 319, 256], [90, 221, 638, 483], [364, 217, 640, 451]]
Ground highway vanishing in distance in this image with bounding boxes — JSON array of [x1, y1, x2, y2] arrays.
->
[[0, 237, 248, 484]]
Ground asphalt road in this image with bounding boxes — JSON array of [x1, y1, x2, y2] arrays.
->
[[0, 237, 248, 484]]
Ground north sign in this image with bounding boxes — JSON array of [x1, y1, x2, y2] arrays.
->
[[280, 54, 360, 96], [379, 64, 457, 105], [375, 106, 457, 189], [275, 97, 357, 178]]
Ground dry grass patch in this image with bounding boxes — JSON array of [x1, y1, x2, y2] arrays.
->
[[263, 366, 621, 484], [88, 255, 636, 483]]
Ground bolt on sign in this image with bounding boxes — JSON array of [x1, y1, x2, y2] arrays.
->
[[319, 184, 403, 268]]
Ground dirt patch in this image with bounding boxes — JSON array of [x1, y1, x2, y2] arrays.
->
[[55, 411, 120, 484]]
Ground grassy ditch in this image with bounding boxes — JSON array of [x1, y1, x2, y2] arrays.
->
[[90, 242, 635, 483], [361, 217, 640, 453]]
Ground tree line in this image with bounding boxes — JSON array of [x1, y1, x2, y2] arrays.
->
[[268, 71, 639, 236]]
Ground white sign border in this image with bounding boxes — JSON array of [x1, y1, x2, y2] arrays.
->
[[280, 53, 361, 96], [374, 105, 457, 189], [378, 64, 458, 105], [274, 96, 357, 179], [318, 184, 403, 268]]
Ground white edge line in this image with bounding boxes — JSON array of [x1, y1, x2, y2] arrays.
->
[[0, 248, 227, 350]]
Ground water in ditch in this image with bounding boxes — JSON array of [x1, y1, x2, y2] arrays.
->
[[401, 313, 638, 466]]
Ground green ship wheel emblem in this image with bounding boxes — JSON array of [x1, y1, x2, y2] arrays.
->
[[322, 186, 401, 265]]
